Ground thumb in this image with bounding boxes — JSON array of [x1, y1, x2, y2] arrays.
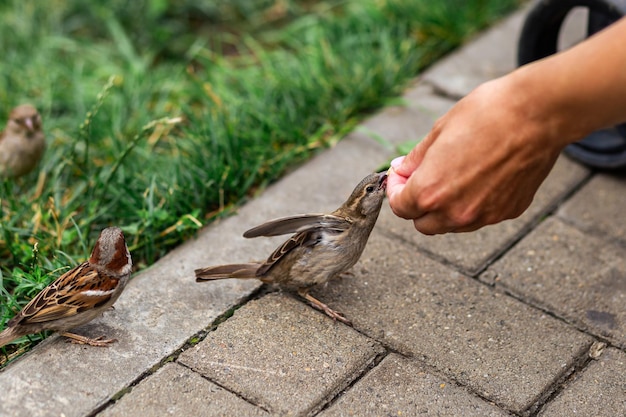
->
[[386, 157, 421, 220], [386, 131, 437, 219], [393, 133, 434, 178]]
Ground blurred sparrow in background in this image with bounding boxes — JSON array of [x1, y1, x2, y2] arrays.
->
[[195, 172, 388, 325], [0, 104, 45, 178], [0, 227, 132, 348]]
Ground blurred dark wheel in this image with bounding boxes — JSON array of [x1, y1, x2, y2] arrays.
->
[[518, 0, 626, 169]]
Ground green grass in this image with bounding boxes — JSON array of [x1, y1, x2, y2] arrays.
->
[[0, 0, 522, 362]]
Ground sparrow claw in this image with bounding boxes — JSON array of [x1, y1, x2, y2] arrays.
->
[[61, 332, 117, 347], [299, 290, 353, 326]]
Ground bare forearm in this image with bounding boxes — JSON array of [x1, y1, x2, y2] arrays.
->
[[514, 16, 626, 145]]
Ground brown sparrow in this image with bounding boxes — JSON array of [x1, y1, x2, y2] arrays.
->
[[195, 172, 388, 325], [0, 227, 132, 348], [0, 104, 46, 178]]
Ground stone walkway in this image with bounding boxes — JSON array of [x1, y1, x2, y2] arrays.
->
[[1, 7, 625, 417]]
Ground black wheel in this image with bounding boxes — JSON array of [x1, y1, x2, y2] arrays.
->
[[518, 0, 626, 169]]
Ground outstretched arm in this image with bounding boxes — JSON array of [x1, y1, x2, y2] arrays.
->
[[387, 17, 626, 235]]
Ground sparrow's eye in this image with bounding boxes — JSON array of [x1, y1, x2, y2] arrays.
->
[[365, 185, 375, 193]]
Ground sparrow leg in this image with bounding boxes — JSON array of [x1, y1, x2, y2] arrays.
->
[[61, 332, 117, 347], [298, 289, 352, 326], [338, 271, 354, 279]]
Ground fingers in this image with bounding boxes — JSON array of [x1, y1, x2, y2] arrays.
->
[[386, 166, 425, 220], [385, 137, 433, 219], [412, 213, 481, 235]]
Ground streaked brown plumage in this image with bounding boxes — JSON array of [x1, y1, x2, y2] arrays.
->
[[0, 227, 132, 348], [195, 172, 388, 325], [0, 104, 45, 178]]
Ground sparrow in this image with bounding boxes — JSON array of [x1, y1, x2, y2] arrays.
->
[[0, 104, 45, 178], [195, 172, 388, 325], [0, 227, 132, 348]]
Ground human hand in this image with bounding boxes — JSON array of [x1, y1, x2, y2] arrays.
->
[[386, 16, 626, 235], [386, 77, 566, 235]]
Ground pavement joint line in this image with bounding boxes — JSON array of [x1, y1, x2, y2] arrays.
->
[[521, 342, 597, 417], [377, 226, 480, 275], [379, 210, 538, 278], [305, 346, 387, 417], [86, 284, 267, 417], [378, 352, 522, 417], [176, 360, 273, 414], [497, 286, 623, 352], [468, 168, 597, 277], [426, 80, 466, 101], [313, 348, 391, 416], [398, 350, 524, 417], [556, 214, 626, 250], [405, 353, 520, 417]]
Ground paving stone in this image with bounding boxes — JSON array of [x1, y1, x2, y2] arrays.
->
[[539, 347, 626, 416], [377, 155, 590, 276], [178, 293, 384, 416], [421, 8, 526, 98], [558, 173, 626, 245], [319, 353, 510, 417], [359, 83, 455, 149], [313, 231, 593, 414], [422, 5, 586, 99], [483, 217, 626, 348], [99, 363, 268, 417]]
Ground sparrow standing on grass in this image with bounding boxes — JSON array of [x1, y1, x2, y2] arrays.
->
[[0, 104, 46, 178], [0, 227, 132, 348], [195, 172, 388, 325]]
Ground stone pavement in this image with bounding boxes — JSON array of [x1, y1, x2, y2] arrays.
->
[[1, 6, 625, 417]]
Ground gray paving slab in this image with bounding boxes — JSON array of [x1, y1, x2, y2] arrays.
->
[[558, 173, 626, 245], [539, 347, 626, 416], [482, 217, 626, 349], [421, 8, 525, 98], [99, 362, 268, 417], [422, 4, 586, 99], [312, 230, 593, 414], [377, 155, 590, 276], [358, 83, 455, 150], [319, 353, 511, 417], [178, 293, 384, 416]]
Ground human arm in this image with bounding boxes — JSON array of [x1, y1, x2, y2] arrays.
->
[[387, 16, 626, 234]]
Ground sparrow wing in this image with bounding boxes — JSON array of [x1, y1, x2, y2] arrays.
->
[[244, 214, 350, 238], [8, 262, 119, 326], [256, 229, 325, 276]]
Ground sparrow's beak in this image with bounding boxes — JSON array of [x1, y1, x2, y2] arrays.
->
[[378, 172, 388, 190], [24, 117, 34, 132]]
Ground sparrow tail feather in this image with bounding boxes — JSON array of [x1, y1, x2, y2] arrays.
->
[[195, 263, 260, 281]]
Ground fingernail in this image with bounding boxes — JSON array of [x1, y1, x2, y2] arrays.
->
[[390, 156, 405, 169]]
